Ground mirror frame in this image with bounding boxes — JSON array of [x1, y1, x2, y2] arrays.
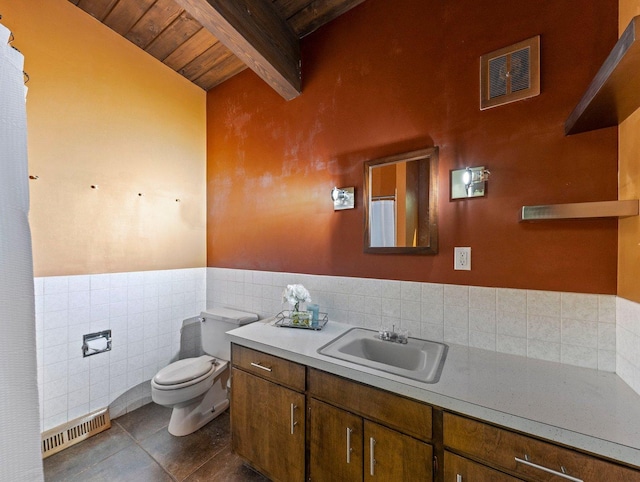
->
[[363, 147, 439, 254]]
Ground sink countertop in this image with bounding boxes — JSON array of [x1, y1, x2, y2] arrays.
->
[[227, 319, 640, 467]]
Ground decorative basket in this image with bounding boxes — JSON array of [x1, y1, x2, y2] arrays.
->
[[274, 310, 328, 330]]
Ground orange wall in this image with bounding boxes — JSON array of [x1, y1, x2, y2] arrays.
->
[[206, 0, 618, 294], [619, 1, 640, 302], [2, 0, 207, 277]]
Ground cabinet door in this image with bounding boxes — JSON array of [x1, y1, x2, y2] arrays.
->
[[444, 451, 523, 482], [309, 398, 363, 482], [364, 420, 433, 482], [231, 368, 305, 482]]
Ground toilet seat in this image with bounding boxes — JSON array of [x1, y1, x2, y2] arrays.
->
[[152, 355, 230, 394], [153, 355, 218, 390]]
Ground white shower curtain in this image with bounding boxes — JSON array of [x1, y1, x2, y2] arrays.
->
[[370, 199, 396, 247], [0, 22, 44, 481]]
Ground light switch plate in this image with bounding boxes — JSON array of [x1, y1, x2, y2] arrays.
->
[[454, 247, 471, 270]]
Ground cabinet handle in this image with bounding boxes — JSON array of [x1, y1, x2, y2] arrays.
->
[[250, 362, 272, 372], [346, 427, 353, 464], [369, 437, 376, 476], [290, 403, 298, 434], [515, 456, 583, 482]]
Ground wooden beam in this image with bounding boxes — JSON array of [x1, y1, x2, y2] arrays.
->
[[288, 0, 368, 38], [173, 0, 301, 100]]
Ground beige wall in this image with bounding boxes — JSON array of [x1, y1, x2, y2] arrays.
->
[[1, 0, 206, 277], [619, 1, 640, 301]]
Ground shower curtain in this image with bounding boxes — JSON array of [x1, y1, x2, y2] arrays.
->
[[0, 22, 44, 481], [370, 199, 395, 247]]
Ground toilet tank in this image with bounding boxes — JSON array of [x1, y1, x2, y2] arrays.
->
[[200, 307, 258, 360]]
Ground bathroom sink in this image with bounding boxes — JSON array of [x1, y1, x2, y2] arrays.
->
[[317, 328, 447, 383]]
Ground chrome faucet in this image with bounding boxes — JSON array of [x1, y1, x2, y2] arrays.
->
[[377, 325, 408, 344]]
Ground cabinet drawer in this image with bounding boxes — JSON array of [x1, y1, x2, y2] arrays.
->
[[445, 451, 523, 481], [308, 368, 432, 441], [231, 344, 305, 392], [444, 412, 640, 481]]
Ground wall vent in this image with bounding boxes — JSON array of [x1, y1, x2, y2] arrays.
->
[[41, 408, 111, 459], [480, 36, 540, 110]]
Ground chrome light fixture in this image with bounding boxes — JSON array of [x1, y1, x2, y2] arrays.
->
[[451, 166, 490, 199], [331, 186, 355, 210]]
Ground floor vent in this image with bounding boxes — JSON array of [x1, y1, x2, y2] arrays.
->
[[41, 408, 111, 459]]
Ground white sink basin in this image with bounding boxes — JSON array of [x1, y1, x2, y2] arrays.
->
[[317, 328, 447, 383]]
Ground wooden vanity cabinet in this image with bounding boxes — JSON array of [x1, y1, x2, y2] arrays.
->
[[443, 412, 640, 482], [231, 345, 306, 482], [231, 344, 640, 482], [308, 368, 434, 481]]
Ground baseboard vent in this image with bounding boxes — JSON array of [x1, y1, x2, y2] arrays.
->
[[41, 408, 111, 459]]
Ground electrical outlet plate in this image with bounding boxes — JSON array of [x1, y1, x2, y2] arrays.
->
[[454, 247, 471, 270]]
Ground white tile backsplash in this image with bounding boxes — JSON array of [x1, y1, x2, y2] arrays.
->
[[617, 297, 640, 395], [35, 266, 640, 433], [206, 268, 634, 388], [469, 286, 496, 312], [469, 330, 496, 351], [562, 343, 597, 369], [496, 334, 527, 356], [528, 339, 561, 362], [528, 315, 561, 343], [444, 284, 469, 307], [528, 290, 561, 317], [496, 288, 527, 313], [562, 292, 599, 322]]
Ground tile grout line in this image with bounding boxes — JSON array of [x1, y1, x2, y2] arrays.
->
[[113, 418, 179, 482], [51, 421, 141, 482], [177, 412, 235, 481], [112, 410, 235, 481], [178, 442, 231, 481]]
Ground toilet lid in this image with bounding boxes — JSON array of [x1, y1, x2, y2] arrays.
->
[[153, 355, 215, 386]]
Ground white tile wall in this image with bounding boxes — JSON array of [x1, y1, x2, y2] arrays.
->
[[206, 267, 618, 374], [35, 266, 639, 433], [617, 297, 640, 395], [35, 268, 206, 432]]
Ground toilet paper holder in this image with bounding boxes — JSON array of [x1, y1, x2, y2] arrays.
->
[[82, 330, 112, 357]]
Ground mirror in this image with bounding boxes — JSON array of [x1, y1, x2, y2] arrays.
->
[[364, 147, 438, 254]]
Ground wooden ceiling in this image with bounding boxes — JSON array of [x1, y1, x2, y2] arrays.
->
[[69, 0, 366, 99]]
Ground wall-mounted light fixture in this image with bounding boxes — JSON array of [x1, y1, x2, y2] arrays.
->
[[331, 186, 355, 210], [451, 166, 490, 199]]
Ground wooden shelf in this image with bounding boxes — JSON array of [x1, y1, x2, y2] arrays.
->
[[565, 16, 640, 135]]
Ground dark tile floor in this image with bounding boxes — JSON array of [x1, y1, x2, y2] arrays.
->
[[43, 403, 269, 481]]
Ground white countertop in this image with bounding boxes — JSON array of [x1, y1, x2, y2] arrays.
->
[[228, 319, 640, 467]]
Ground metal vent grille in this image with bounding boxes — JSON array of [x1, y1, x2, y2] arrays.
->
[[488, 55, 508, 99], [510, 47, 531, 92], [481, 36, 540, 110], [41, 408, 111, 459]]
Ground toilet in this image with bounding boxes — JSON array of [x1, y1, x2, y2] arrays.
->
[[151, 307, 258, 436]]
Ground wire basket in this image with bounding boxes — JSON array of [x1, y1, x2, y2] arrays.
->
[[273, 310, 328, 330]]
